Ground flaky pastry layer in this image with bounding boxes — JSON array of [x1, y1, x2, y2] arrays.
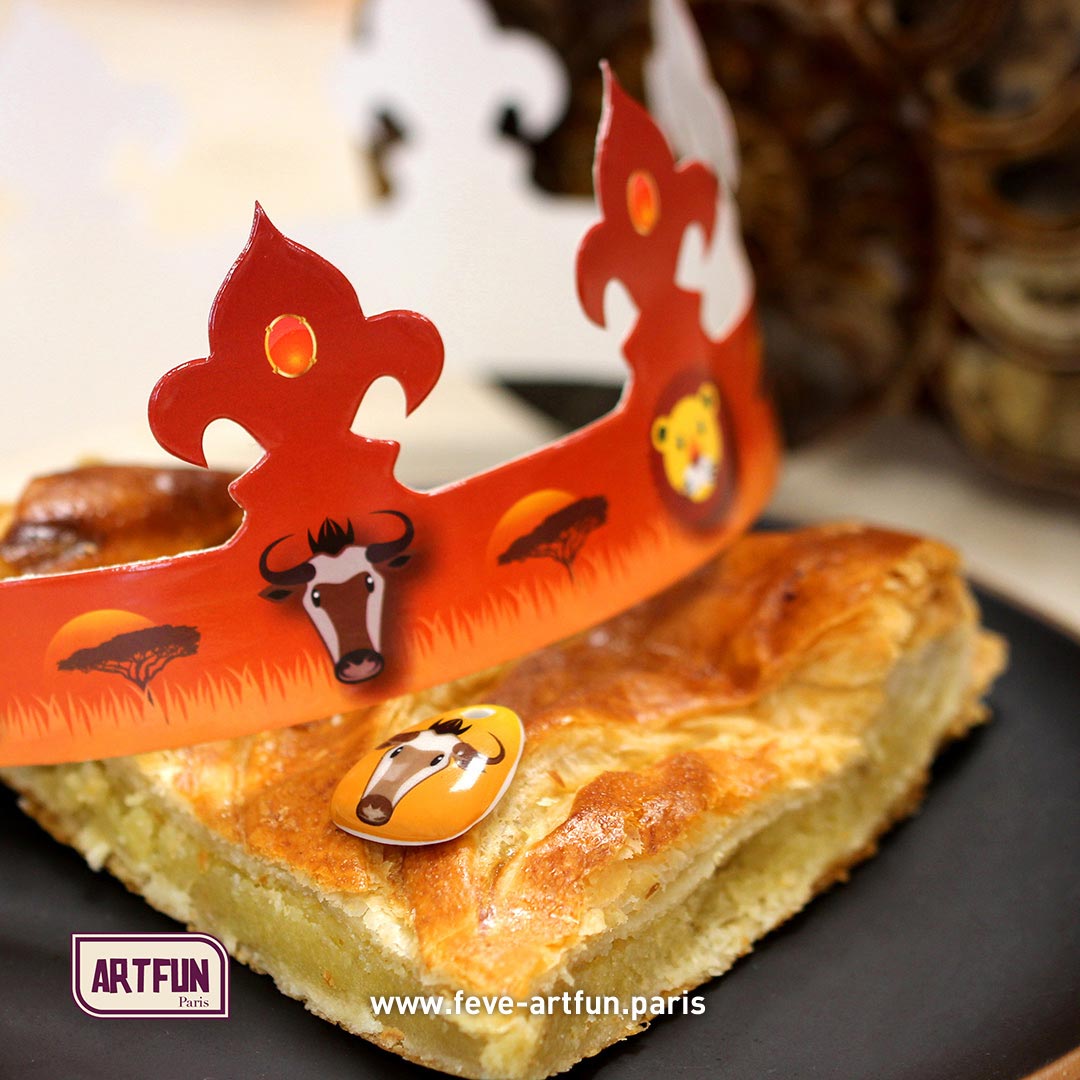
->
[[1, 509, 1004, 1079]]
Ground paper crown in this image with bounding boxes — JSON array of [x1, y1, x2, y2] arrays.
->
[[0, 67, 778, 766]]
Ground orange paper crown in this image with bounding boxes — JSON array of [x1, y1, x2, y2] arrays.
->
[[0, 70, 778, 766]]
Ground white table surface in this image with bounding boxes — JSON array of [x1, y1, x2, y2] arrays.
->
[[770, 414, 1080, 635]]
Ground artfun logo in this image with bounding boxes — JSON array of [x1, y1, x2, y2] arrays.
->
[[72, 934, 229, 1018]]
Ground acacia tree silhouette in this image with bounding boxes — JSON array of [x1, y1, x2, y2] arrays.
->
[[58, 624, 200, 705], [497, 496, 608, 581]]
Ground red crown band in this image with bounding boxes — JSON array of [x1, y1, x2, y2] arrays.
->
[[0, 69, 777, 766]]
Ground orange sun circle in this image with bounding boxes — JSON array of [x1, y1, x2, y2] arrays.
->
[[46, 609, 155, 673], [487, 489, 578, 565]]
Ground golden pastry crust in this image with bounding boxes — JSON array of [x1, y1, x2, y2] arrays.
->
[[0, 464, 239, 575], [149, 524, 1000, 1000], [0, 468, 1005, 1078]]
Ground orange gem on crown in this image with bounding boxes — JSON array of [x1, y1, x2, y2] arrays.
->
[[265, 313, 317, 378], [627, 169, 660, 235]]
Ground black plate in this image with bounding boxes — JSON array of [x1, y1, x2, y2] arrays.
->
[[1, 588, 1078, 1080]]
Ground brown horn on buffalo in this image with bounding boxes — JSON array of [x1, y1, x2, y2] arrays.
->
[[452, 733, 506, 769], [258, 535, 317, 585], [366, 510, 414, 564]]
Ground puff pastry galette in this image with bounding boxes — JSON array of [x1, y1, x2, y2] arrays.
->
[[0, 467, 1004, 1079]]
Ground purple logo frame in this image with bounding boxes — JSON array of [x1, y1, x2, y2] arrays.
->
[[71, 933, 229, 1019]]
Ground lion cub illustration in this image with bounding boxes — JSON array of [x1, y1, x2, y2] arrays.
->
[[651, 382, 722, 503]]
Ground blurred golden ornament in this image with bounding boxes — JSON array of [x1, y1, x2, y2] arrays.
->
[[485, 0, 1080, 494]]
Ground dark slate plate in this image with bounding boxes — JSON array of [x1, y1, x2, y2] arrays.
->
[[1, 588, 1078, 1080]]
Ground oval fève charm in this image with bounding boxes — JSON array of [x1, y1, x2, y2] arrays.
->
[[331, 705, 524, 845]]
